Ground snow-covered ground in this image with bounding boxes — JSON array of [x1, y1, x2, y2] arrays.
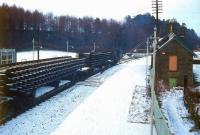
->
[[0, 85, 96, 135], [59, 80, 71, 87], [193, 51, 200, 82], [17, 50, 78, 62], [194, 51, 200, 58], [0, 57, 156, 135], [161, 89, 200, 135], [35, 86, 55, 98], [194, 64, 200, 83], [128, 85, 151, 123], [52, 58, 155, 135], [0, 62, 123, 135]]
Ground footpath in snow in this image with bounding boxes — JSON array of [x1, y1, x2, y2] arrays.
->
[[161, 89, 200, 135], [52, 58, 155, 135], [0, 57, 155, 135]]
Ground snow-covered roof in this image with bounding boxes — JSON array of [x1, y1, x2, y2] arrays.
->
[[157, 32, 195, 56]]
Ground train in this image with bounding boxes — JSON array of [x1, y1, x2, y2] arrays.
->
[[0, 51, 119, 124]]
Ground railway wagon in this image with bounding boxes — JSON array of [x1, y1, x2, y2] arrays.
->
[[0, 51, 117, 124], [0, 56, 86, 122], [80, 52, 115, 68]]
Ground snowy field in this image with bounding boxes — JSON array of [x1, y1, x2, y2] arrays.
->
[[17, 50, 78, 62], [161, 89, 200, 135], [0, 57, 156, 135]]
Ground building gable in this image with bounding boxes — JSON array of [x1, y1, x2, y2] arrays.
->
[[157, 33, 194, 56]]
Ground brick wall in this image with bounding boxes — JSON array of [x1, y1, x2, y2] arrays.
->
[[156, 40, 193, 90]]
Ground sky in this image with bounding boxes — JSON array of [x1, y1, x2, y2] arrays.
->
[[0, 0, 200, 36]]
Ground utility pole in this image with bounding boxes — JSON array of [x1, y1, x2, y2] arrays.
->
[[150, 27, 157, 135], [151, 1, 162, 134], [93, 42, 96, 52], [66, 40, 69, 56], [146, 37, 149, 89], [37, 27, 40, 61], [37, 24, 42, 61], [152, 0, 163, 39], [32, 38, 35, 60]]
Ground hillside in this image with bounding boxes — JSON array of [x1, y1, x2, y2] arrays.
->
[[0, 4, 200, 52]]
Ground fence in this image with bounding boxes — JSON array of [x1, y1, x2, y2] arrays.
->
[[152, 90, 172, 135]]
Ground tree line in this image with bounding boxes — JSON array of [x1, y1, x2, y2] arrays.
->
[[0, 4, 199, 52]]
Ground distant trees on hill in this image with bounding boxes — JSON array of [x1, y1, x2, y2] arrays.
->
[[0, 4, 199, 52]]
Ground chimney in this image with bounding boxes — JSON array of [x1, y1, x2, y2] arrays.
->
[[170, 22, 173, 33], [180, 23, 186, 37], [169, 19, 175, 33]]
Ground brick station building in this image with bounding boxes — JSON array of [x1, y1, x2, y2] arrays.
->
[[155, 32, 195, 90]]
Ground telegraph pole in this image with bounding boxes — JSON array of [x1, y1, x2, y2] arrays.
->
[[36, 27, 40, 61], [150, 1, 162, 134], [32, 38, 35, 60], [150, 27, 157, 135], [37, 24, 42, 61], [152, 0, 163, 39], [66, 40, 69, 56], [146, 37, 149, 89], [93, 42, 96, 52]]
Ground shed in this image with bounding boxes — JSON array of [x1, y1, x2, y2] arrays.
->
[[155, 33, 194, 89], [0, 49, 16, 64]]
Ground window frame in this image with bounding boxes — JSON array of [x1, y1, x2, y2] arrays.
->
[[169, 55, 178, 71]]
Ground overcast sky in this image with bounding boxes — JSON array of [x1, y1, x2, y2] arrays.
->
[[0, 0, 200, 36]]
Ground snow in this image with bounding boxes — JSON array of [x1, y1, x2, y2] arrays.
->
[[193, 64, 200, 83], [122, 54, 130, 59], [59, 80, 71, 87], [194, 51, 200, 58], [0, 57, 156, 135], [128, 85, 151, 123], [0, 85, 96, 135], [17, 50, 78, 62], [0, 60, 123, 135], [192, 86, 200, 93], [79, 67, 90, 71], [35, 86, 55, 98], [52, 57, 156, 135], [193, 51, 200, 83], [161, 89, 200, 135]]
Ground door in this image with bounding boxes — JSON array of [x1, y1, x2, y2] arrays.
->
[[169, 78, 177, 88]]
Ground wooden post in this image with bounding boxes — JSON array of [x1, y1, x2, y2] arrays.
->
[[150, 27, 157, 135]]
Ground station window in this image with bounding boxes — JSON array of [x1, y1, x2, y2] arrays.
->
[[2, 61, 7, 64], [169, 56, 177, 71], [2, 55, 7, 60]]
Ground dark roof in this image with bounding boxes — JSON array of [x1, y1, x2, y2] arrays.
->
[[157, 33, 195, 56]]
